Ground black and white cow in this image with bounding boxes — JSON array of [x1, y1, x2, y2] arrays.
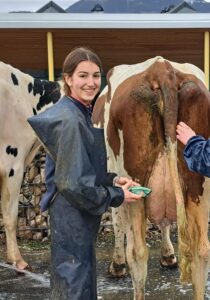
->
[[0, 61, 61, 270]]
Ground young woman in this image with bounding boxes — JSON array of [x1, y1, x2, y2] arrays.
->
[[28, 47, 142, 300]]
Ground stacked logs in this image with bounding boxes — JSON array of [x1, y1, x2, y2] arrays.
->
[[0, 147, 50, 242], [17, 148, 49, 241]]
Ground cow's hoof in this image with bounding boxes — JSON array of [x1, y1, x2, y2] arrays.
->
[[108, 262, 127, 277], [17, 264, 33, 275], [6, 261, 32, 275], [21, 264, 32, 272], [160, 254, 178, 269]]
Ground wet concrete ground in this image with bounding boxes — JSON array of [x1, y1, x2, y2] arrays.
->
[[0, 240, 210, 300]]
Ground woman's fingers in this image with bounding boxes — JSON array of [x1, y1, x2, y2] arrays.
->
[[176, 122, 196, 145]]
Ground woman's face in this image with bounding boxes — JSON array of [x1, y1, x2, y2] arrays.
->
[[65, 60, 101, 105]]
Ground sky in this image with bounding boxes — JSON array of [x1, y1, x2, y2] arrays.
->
[[0, 0, 79, 12], [1, 0, 210, 13]]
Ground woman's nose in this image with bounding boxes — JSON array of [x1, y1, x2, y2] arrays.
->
[[87, 76, 95, 86]]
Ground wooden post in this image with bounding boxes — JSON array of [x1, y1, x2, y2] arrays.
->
[[204, 31, 209, 89], [47, 31, 55, 81]]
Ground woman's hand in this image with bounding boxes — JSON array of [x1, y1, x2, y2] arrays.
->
[[117, 180, 144, 203], [176, 122, 196, 145], [114, 176, 140, 187]]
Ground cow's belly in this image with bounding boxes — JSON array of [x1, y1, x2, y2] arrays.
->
[[146, 151, 177, 224]]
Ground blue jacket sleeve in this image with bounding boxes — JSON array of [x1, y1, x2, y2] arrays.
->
[[183, 135, 210, 177]]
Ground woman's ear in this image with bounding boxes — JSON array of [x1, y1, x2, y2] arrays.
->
[[64, 74, 72, 87]]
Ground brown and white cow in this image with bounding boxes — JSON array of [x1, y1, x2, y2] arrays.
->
[[92, 56, 210, 300], [0, 61, 61, 270]]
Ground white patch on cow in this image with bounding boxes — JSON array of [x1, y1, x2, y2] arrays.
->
[[93, 123, 101, 129], [109, 56, 164, 99], [93, 86, 108, 129], [0, 62, 40, 111], [103, 100, 111, 163], [201, 177, 210, 208], [169, 61, 205, 84], [0, 61, 63, 114], [105, 119, 130, 179], [108, 56, 205, 100], [99, 85, 108, 97]]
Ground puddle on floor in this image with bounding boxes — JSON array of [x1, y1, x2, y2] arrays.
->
[[0, 242, 209, 299]]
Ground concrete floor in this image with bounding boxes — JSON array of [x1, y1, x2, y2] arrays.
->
[[0, 241, 209, 300]]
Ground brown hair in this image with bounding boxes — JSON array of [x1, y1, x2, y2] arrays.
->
[[62, 47, 102, 96]]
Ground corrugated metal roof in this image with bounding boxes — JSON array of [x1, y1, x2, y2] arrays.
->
[[0, 13, 210, 29]]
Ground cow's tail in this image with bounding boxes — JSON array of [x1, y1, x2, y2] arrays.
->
[[161, 65, 192, 283], [166, 139, 192, 283]]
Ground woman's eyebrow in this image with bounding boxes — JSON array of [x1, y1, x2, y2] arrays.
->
[[77, 71, 101, 74]]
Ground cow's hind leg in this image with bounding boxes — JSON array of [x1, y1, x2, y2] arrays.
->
[[109, 206, 127, 277], [1, 166, 29, 270], [185, 193, 210, 300], [124, 201, 148, 300], [159, 223, 177, 268]]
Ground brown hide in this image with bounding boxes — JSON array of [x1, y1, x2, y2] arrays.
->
[[106, 62, 176, 223], [177, 76, 210, 203], [92, 92, 106, 128], [93, 60, 210, 224]]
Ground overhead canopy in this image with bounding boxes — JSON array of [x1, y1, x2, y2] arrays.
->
[[0, 13, 210, 29], [0, 12, 209, 87]]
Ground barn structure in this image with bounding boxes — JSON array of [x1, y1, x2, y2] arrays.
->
[[0, 13, 209, 89]]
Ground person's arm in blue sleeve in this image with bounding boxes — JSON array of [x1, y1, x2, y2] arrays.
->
[[183, 136, 210, 177], [176, 121, 210, 177], [54, 119, 125, 215]]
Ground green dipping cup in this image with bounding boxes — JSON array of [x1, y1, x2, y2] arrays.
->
[[129, 186, 152, 197]]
